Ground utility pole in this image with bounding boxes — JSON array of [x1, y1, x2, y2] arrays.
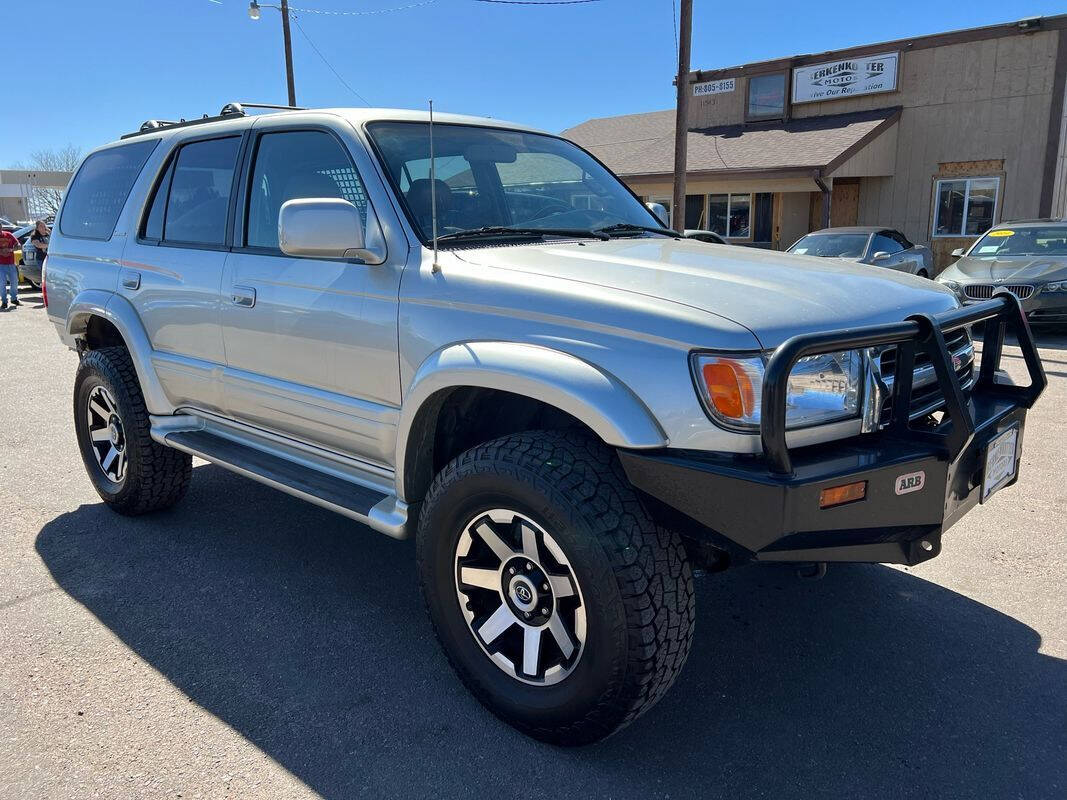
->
[[671, 0, 693, 233], [280, 0, 297, 106]]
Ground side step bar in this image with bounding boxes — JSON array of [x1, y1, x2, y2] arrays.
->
[[157, 423, 410, 539]]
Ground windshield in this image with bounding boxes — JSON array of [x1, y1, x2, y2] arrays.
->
[[788, 233, 869, 259], [366, 122, 662, 243], [969, 226, 1067, 257]]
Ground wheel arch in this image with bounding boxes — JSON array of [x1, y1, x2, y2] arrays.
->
[[396, 341, 668, 503], [67, 290, 173, 415]]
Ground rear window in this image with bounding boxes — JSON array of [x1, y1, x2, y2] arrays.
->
[[59, 140, 158, 240]]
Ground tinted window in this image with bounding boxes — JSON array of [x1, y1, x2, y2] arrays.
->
[[872, 234, 902, 255], [161, 137, 240, 245], [59, 140, 157, 240], [747, 73, 787, 119], [142, 160, 175, 241], [889, 230, 912, 249], [246, 130, 369, 249]]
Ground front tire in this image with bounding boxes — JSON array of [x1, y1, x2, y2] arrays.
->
[[417, 430, 694, 745], [74, 347, 192, 515]]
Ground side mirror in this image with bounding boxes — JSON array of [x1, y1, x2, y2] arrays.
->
[[646, 202, 669, 227], [951, 247, 965, 258], [871, 251, 891, 261], [278, 198, 383, 263]]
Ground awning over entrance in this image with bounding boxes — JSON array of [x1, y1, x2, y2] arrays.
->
[[564, 106, 901, 185]]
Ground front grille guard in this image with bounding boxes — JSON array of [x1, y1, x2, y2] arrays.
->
[[760, 292, 1047, 475]]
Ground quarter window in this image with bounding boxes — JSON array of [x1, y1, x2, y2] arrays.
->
[[872, 233, 902, 255], [60, 140, 157, 240], [707, 193, 751, 238], [246, 130, 370, 250], [933, 177, 1000, 237]]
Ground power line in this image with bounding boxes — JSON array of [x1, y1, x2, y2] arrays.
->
[[286, 0, 436, 15], [472, 0, 601, 4], [290, 15, 373, 105]]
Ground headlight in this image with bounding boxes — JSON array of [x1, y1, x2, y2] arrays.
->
[[1046, 281, 1067, 292], [692, 350, 863, 430], [938, 279, 960, 291]]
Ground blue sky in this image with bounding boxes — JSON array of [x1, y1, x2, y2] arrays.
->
[[5, 0, 1064, 165]]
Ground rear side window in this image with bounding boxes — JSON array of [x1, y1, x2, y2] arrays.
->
[[59, 140, 157, 240], [155, 137, 241, 246]]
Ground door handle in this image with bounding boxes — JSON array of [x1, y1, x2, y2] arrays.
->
[[120, 269, 141, 290], [231, 286, 256, 308]]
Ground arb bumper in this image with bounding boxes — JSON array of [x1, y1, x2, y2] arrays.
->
[[620, 293, 1046, 566]]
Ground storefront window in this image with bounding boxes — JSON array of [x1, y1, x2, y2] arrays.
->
[[707, 193, 751, 238], [747, 73, 787, 120], [933, 177, 1000, 237]]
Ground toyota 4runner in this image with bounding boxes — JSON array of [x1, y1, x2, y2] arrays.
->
[[45, 103, 1046, 745]]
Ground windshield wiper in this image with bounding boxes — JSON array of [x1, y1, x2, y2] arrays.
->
[[594, 223, 679, 238], [435, 226, 610, 243]]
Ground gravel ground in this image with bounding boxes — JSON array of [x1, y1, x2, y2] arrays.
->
[[1, 290, 1064, 800]]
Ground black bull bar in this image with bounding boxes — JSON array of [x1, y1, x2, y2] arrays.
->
[[620, 291, 1047, 566]]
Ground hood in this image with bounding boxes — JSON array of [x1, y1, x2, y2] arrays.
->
[[453, 238, 958, 348], [946, 255, 1067, 283]]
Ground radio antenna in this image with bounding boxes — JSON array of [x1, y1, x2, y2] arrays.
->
[[429, 99, 440, 272]]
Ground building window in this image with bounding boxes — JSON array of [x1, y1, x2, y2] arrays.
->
[[746, 73, 787, 121], [933, 177, 1000, 237], [708, 193, 751, 238]]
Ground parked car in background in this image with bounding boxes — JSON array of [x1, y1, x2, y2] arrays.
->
[[684, 229, 726, 244], [0, 216, 17, 233], [10, 225, 41, 288], [788, 226, 933, 278], [937, 220, 1067, 325]]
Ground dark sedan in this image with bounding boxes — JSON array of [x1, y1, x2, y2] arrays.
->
[[937, 221, 1067, 325]]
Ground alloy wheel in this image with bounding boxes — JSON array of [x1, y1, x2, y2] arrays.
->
[[86, 385, 128, 484], [454, 509, 586, 685]]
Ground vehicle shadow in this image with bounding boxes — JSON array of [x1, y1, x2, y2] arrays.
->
[[36, 465, 1067, 799]]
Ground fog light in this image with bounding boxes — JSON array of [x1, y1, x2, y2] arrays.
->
[[819, 480, 867, 509]]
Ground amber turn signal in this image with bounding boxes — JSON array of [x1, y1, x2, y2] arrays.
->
[[701, 360, 756, 419], [819, 480, 867, 509]]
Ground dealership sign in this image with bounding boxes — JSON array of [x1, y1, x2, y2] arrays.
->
[[792, 52, 899, 103], [693, 78, 735, 97]]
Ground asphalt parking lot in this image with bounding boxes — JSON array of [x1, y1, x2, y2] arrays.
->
[[0, 289, 1064, 799]]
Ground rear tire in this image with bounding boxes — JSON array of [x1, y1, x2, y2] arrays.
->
[[74, 346, 192, 515], [417, 430, 694, 745]]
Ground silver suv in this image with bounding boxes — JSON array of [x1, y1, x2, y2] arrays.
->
[[46, 103, 1046, 744]]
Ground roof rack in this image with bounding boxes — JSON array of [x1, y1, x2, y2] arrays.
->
[[120, 102, 306, 139]]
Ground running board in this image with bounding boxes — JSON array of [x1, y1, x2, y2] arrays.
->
[[157, 424, 410, 539]]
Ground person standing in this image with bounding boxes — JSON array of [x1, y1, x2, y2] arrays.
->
[[29, 219, 49, 270], [0, 227, 20, 310]]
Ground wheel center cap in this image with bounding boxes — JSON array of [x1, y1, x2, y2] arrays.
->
[[508, 575, 538, 611], [108, 423, 120, 444]]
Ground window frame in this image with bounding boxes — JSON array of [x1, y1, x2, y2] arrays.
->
[[136, 131, 247, 252], [231, 124, 373, 259], [931, 176, 1001, 239], [706, 192, 754, 240], [59, 139, 159, 242], [745, 72, 789, 122]]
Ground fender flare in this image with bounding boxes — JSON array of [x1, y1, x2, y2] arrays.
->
[[67, 290, 174, 415], [396, 341, 668, 502]]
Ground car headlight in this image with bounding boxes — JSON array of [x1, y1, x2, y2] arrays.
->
[[691, 350, 863, 431], [938, 278, 960, 291], [1045, 281, 1067, 292]]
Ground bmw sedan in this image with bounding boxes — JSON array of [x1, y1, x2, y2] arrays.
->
[[788, 226, 933, 278], [937, 221, 1067, 325]]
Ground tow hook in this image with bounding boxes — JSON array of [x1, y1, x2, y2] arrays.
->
[[796, 562, 828, 581]]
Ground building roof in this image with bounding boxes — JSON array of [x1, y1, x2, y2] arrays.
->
[[564, 107, 901, 179]]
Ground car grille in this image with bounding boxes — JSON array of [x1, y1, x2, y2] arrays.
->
[[963, 284, 1033, 300], [877, 327, 974, 426]]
